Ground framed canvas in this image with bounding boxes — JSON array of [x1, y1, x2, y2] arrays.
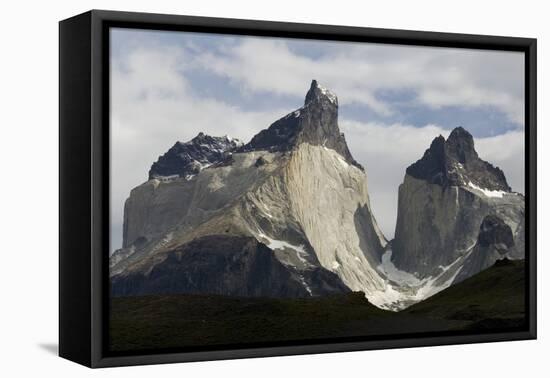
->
[[59, 10, 537, 368]]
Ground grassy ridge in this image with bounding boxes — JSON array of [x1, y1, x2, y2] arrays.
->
[[110, 260, 525, 352], [110, 292, 388, 352], [405, 259, 526, 329]]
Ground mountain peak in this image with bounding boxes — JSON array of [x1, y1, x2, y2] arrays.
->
[[448, 126, 471, 140], [304, 79, 338, 106], [445, 126, 478, 164], [149, 133, 242, 179], [406, 127, 510, 191], [241, 81, 360, 169]]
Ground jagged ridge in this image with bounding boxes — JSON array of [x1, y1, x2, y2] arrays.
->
[[407, 127, 510, 192], [241, 80, 362, 170], [149, 132, 243, 180]]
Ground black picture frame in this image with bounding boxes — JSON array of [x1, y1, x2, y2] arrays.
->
[[59, 9, 537, 368]]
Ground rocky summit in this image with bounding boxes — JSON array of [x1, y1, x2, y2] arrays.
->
[[111, 80, 525, 312], [148, 132, 243, 180], [406, 127, 510, 191], [242, 80, 362, 169]]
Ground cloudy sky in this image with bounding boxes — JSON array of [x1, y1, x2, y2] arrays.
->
[[110, 28, 525, 252]]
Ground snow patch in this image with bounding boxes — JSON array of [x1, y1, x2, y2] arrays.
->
[[335, 155, 349, 169], [378, 250, 422, 286], [258, 232, 306, 254], [297, 274, 313, 296], [467, 181, 506, 198], [317, 83, 338, 104], [257, 231, 310, 266], [371, 245, 476, 311]]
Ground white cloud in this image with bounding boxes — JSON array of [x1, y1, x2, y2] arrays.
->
[[476, 130, 525, 193], [198, 39, 524, 125]]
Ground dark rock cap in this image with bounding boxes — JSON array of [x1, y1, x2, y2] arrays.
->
[[406, 127, 511, 191], [241, 80, 362, 169], [304, 79, 338, 106], [445, 126, 478, 164], [149, 133, 243, 179]]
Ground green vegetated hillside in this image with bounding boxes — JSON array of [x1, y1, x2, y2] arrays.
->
[[404, 259, 526, 329], [109, 259, 526, 353]]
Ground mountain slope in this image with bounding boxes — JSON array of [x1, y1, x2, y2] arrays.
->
[[112, 235, 349, 297]]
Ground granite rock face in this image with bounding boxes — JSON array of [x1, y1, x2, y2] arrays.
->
[[392, 128, 524, 279], [111, 81, 389, 306], [453, 215, 520, 284]]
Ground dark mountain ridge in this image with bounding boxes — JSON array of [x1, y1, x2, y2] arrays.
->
[[149, 132, 243, 179], [241, 80, 362, 169], [407, 127, 510, 191]]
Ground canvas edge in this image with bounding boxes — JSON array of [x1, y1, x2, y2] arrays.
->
[[57, 9, 537, 369], [59, 10, 93, 367]]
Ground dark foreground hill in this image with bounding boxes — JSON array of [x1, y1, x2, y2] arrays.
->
[[405, 258, 526, 329], [109, 260, 526, 353]]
